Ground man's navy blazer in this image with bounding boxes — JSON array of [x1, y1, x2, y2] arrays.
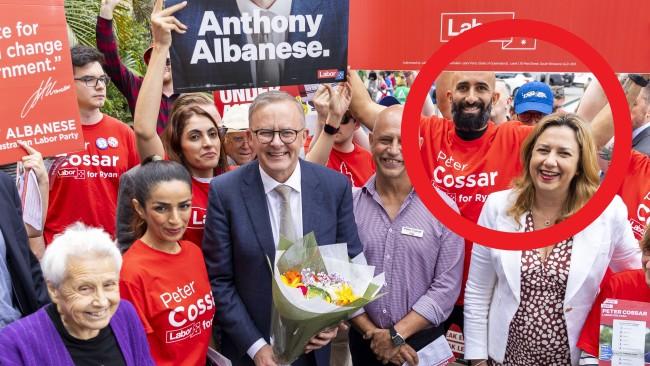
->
[[0, 172, 48, 317], [202, 160, 362, 366]]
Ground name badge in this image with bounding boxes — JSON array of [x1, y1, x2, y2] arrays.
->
[[401, 226, 424, 238]]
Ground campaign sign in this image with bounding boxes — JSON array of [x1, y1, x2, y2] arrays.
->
[[167, 0, 349, 92], [349, 0, 650, 72], [212, 85, 301, 116], [0, 0, 83, 165], [599, 299, 650, 365]]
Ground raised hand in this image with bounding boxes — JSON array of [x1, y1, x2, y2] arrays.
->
[[150, 0, 188, 49], [17, 141, 47, 185], [324, 82, 352, 127], [99, 0, 122, 19], [312, 85, 330, 122]]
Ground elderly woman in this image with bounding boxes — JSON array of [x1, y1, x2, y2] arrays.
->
[[463, 113, 641, 366], [0, 223, 154, 365]]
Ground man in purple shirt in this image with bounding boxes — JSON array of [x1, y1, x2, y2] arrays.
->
[[97, 0, 177, 134], [350, 105, 464, 366]]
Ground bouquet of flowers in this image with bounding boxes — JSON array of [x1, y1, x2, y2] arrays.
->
[[270, 232, 385, 364]]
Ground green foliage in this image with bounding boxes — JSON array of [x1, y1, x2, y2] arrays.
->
[[600, 325, 613, 344], [64, 0, 152, 124]]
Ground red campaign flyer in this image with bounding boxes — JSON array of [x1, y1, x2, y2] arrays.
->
[[0, 0, 84, 164], [599, 299, 650, 365]]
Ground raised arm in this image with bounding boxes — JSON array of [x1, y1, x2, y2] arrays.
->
[[576, 78, 607, 123], [589, 75, 646, 151], [97, 0, 142, 110], [133, 0, 186, 160], [306, 84, 351, 165], [307, 85, 330, 152], [348, 70, 385, 130]]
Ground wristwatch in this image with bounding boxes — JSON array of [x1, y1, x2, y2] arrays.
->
[[389, 326, 405, 347], [629, 74, 649, 88], [323, 123, 340, 135]]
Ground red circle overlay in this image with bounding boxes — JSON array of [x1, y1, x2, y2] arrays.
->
[[403, 19, 631, 250]]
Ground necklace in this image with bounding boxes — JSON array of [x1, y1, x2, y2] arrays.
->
[[532, 209, 556, 227]]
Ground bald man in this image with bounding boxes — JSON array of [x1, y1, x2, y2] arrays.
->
[[350, 106, 463, 366], [434, 71, 454, 119], [491, 79, 512, 124], [348, 70, 617, 358]]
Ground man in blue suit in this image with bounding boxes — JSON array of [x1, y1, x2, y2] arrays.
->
[[203, 90, 362, 366], [167, 0, 349, 91]]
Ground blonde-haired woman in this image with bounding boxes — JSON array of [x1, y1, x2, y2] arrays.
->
[[464, 113, 641, 365]]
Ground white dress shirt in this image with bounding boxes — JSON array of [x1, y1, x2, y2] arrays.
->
[[247, 162, 303, 360]]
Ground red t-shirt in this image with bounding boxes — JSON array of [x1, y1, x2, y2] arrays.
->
[[45, 115, 139, 243], [419, 117, 533, 303], [577, 269, 650, 356], [184, 178, 210, 247], [618, 150, 650, 240], [120, 240, 215, 366], [326, 143, 375, 187]]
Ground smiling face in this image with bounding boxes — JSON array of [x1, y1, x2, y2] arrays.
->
[[528, 125, 580, 199], [47, 256, 120, 340], [73, 61, 106, 112], [371, 106, 404, 180], [448, 72, 497, 131], [248, 100, 306, 183], [180, 114, 222, 178], [135, 179, 192, 247], [224, 131, 255, 165]]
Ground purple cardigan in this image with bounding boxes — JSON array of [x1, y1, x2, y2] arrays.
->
[[0, 300, 154, 365]]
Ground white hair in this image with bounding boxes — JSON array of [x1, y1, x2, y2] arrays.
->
[[41, 222, 122, 287]]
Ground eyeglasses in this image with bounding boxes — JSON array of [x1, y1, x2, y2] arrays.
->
[[74, 75, 110, 88], [340, 117, 355, 125], [226, 132, 250, 144], [252, 128, 303, 144], [517, 111, 544, 123]]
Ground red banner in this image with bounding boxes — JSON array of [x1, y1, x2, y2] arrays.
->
[[349, 0, 650, 72], [0, 0, 83, 164], [213, 85, 302, 116]]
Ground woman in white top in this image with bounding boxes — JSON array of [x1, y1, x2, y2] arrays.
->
[[463, 113, 641, 366]]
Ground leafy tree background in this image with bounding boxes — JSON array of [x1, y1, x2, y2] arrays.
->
[[64, 0, 153, 125]]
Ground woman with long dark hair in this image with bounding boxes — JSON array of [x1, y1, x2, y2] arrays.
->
[[120, 157, 215, 366], [132, 0, 227, 247]]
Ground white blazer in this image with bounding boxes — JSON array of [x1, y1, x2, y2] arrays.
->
[[463, 189, 641, 365]]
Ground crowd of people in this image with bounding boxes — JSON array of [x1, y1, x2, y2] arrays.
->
[[1, 1, 650, 366]]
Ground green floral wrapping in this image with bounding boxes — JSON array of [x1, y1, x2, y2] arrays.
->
[[270, 232, 385, 364]]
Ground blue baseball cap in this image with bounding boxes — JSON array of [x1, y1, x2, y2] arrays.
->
[[514, 81, 553, 115], [379, 96, 401, 107]]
